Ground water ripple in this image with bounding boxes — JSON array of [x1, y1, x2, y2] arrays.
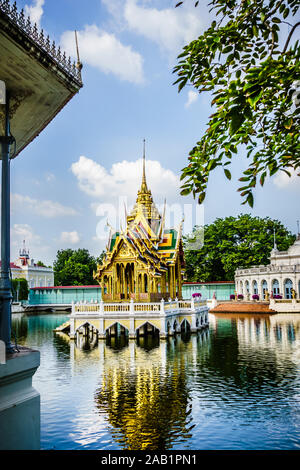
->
[[13, 313, 300, 450]]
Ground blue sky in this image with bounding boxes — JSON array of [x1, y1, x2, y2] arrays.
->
[[9, 0, 300, 265]]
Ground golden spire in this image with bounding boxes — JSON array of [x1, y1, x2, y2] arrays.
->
[[126, 140, 161, 230], [140, 138, 149, 194], [137, 139, 152, 203]]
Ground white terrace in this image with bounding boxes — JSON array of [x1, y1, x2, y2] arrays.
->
[[64, 298, 210, 339]]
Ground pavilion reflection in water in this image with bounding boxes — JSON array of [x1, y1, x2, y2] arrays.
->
[[92, 334, 208, 450]]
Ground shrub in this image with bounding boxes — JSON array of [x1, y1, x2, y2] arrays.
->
[[252, 294, 259, 300], [11, 278, 29, 301], [230, 294, 235, 300], [238, 294, 244, 300]]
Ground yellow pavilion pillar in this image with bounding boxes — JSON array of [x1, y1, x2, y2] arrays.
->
[[161, 272, 166, 295], [177, 258, 182, 299]]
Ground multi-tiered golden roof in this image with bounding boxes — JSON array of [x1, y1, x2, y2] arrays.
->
[[94, 143, 184, 302]]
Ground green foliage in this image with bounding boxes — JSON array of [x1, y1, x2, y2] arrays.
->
[[183, 214, 295, 281], [174, 0, 300, 206], [96, 250, 106, 266], [11, 278, 29, 301], [53, 248, 98, 286], [36, 260, 46, 267]]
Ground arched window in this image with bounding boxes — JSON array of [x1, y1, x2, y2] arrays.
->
[[272, 279, 280, 295], [284, 279, 293, 299], [253, 280, 258, 295], [262, 280, 268, 299], [245, 280, 250, 293]]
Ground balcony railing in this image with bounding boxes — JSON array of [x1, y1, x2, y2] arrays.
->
[[236, 264, 300, 276]]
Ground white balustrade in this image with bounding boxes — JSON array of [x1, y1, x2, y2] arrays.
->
[[71, 298, 207, 317]]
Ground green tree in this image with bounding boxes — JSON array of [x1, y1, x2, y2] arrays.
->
[[96, 250, 106, 266], [174, 0, 300, 206], [53, 248, 98, 286], [11, 278, 29, 301], [183, 214, 295, 281], [36, 260, 46, 267]]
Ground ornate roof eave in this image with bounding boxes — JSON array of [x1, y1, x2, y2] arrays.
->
[[0, 1, 82, 86], [127, 224, 157, 256], [126, 232, 166, 269], [0, 0, 83, 157], [157, 200, 166, 242], [175, 219, 184, 251], [128, 226, 169, 266]]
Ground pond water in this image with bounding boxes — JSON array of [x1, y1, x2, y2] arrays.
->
[[12, 312, 300, 450]]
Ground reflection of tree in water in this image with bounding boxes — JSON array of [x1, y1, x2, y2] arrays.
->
[[94, 342, 194, 450], [11, 314, 28, 343]]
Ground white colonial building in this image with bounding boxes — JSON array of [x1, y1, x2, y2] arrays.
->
[[9, 241, 54, 288], [235, 235, 300, 300]]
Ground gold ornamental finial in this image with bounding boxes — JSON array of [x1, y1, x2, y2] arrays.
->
[[141, 138, 147, 190], [75, 30, 83, 74]]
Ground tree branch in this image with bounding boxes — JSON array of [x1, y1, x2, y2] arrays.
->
[[283, 22, 300, 53]]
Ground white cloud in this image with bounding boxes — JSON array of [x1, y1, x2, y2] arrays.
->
[[11, 193, 79, 218], [60, 231, 81, 244], [273, 169, 300, 190], [11, 224, 41, 246], [71, 155, 201, 240], [121, 0, 204, 57], [45, 172, 55, 182], [11, 224, 52, 262], [60, 25, 144, 84], [185, 90, 198, 108], [24, 0, 45, 28], [71, 155, 180, 202]]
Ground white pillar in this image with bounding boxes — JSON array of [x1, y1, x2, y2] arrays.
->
[[160, 316, 167, 339], [98, 318, 105, 338], [191, 313, 197, 333], [160, 298, 165, 315], [129, 317, 135, 339]]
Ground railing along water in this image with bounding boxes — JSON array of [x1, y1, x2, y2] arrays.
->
[[72, 298, 207, 316]]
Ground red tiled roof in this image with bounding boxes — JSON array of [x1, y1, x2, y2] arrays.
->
[[0, 261, 21, 270], [31, 285, 100, 290], [183, 281, 234, 285]]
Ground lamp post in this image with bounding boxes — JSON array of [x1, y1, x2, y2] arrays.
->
[[0, 1, 83, 448], [0, 80, 14, 353]]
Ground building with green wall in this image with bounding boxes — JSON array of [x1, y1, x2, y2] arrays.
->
[[28, 282, 235, 306]]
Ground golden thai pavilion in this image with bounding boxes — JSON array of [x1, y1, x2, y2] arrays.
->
[[94, 146, 185, 302]]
